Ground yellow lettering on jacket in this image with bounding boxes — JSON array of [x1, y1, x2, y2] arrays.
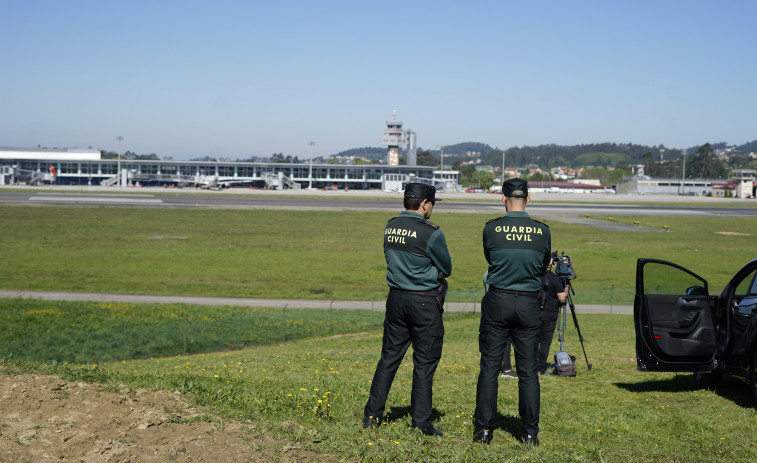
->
[[385, 228, 417, 239]]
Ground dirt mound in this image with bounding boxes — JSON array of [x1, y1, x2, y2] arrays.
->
[[0, 368, 332, 462]]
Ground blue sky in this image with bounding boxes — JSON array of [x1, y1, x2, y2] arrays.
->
[[1, 1, 755, 160]]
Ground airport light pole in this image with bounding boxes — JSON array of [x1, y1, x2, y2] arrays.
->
[[308, 141, 315, 189], [680, 151, 686, 195], [436, 145, 446, 186], [116, 136, 123, 187]]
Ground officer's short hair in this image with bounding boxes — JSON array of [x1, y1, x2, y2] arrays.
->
[[404, 197, 424, 210]]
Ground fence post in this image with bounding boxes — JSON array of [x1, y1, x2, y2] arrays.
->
[[329, 300, 334, 334], [123, 323, 127, 361], [473, 284, 479, 313], [282, 304, 287, 343], [610, 284, 614, 314]]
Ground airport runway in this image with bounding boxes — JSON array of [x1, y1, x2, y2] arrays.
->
[[1, 187, 755, 231], [1, 187, 750, 309]]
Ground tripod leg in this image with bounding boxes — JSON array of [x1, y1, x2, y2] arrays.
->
[[567, 296, 592, 371]]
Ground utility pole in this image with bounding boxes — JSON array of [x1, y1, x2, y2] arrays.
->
[[681, 150, 686, 195], [308, 141, 315, 189], [436, 145, 446, 186], [116, 136, 123, 187]]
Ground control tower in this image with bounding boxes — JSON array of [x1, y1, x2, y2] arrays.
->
[[382, 110, 407, 166]]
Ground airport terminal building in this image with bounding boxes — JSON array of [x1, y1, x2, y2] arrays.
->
[[616, 171, 756, 198], [0, 147, 459, 191]]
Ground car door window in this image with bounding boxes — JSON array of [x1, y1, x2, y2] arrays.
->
[[733, 269, 757, 315], [639, 260, 716, 360]]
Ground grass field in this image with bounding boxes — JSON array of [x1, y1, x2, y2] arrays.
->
[[2, 206, 756, 304], [0, 298, 399, 363], [2, 203, 757, 461], [3, 311, 756, 462]]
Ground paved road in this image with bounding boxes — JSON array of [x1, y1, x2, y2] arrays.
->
[[0, 289, 633, 315]]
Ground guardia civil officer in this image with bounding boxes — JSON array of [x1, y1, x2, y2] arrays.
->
[[363, 183, 452, 436], [473, 178, 551, 446]]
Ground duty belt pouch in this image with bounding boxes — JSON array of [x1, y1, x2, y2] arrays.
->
[[538, 281, 548, 311]]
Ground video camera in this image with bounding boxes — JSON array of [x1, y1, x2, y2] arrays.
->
[[552, 251, 577, 280]]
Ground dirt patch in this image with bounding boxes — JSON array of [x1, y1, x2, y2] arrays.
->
[[0, 368, 334, 462]]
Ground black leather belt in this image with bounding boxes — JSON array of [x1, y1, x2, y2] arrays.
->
[[489, 286, 539, 297], [390, 287, 439, 297]]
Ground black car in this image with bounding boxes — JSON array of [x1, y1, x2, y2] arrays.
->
[[633, 258, 757, 404]]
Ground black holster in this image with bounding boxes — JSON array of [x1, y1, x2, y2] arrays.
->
[[538, 284, 547, 311], [436, 272, 448, 313]]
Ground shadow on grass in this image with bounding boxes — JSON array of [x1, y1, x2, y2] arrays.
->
[[491, 413, 523, 440], [385, 406, 446, 428], [385, 406, 523, 439], [614, 374, 754, 408]]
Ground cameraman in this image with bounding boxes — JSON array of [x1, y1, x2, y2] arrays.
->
[[538, 257, 569, 375]]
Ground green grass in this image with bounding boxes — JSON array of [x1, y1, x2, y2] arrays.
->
[[1, 298, 428, 363], [4, 313, 755, 462], [0, 297, 473, 363], [1, 206, 756, 304]]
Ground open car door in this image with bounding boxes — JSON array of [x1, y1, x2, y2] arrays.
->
[[634, 258, 717, 372]]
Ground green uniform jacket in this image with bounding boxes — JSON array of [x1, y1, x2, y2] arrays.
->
[[483, 211, 551, 292], [384, 211, 452, 292]]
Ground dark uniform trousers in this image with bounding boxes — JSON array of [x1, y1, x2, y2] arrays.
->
[[537, 317, 558, 373], [474, 290, 540, 436], [364, 290, 445, 429]]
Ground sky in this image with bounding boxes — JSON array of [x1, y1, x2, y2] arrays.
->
[[1, 1, 756, 160]]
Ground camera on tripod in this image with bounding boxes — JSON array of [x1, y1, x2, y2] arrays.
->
[[550, 250, 591, 372], [552, 251, 577, 280]]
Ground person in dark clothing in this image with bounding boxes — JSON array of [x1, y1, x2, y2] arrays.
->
[[363, 183, 452, 437], [498, 257, 569, 377], [473, 178, 551, 446], [537, 258, 569, 375]]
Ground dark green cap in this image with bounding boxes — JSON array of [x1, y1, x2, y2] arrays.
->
[[404, 183, 441, 202], [502, 178, 529, 198]]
